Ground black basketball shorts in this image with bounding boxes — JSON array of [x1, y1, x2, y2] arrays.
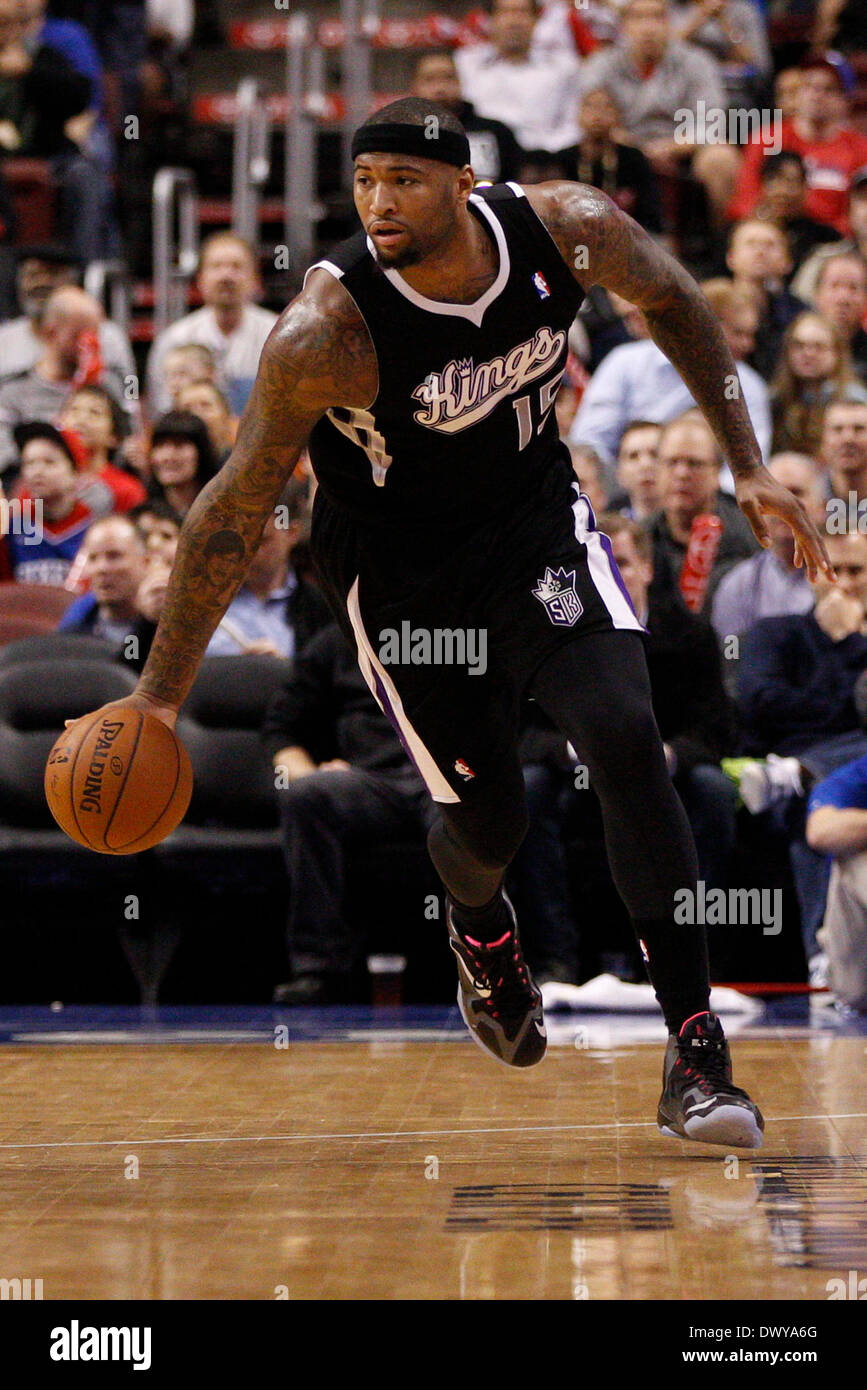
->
[[310, 462, 643, 804]]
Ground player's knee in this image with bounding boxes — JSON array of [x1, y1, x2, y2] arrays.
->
[[585, 704, 665, 785], [436, 801, 528, 874]]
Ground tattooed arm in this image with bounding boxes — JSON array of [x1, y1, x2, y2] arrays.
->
[[119, 272, 377, 728], [526, 181, 834, 581]]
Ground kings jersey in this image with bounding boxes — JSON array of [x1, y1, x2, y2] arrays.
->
[[304, 183, 585, 536]]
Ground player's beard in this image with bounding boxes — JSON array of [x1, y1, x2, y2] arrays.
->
[[370, 239, 425, 270]]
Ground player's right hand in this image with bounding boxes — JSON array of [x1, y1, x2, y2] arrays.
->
[[65, 692, 179, 734]]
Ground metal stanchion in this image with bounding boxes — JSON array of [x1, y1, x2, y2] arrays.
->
[[152, 168, 199, 339], [285, 14, 325, 278], [232, 78, 272, 252]]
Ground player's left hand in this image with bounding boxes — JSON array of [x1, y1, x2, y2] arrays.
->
[[734, 467, 835, 583]]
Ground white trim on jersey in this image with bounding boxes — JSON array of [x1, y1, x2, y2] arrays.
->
[[505, 182, 526, 198], [571, 487, 644, 633], [371, 195, 511, 328], [304, 259, 344, 288], [346, 578, 461, 804], [327, 405, 393, 485]]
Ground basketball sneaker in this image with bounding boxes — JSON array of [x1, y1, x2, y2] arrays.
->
[[447, 893, 546, 1068], [657, 1011, 764, 1148]]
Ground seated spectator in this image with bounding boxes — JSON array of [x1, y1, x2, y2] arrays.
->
[[58, 385, 146, 516], [647, 413, 758, 613], [725, 219, 807, 379], [711, 452, 826, 641], [770, 311, 867, 455], [578, 287, 650, 374], [568, 442, 610, 515], [752, 152, 840, 278], [2, 421, 91, 583], [811, 0, 863, 53], [129, 497, 181, 566], [263, 622, 432, 1005], [410, 48, 522, 185], [558, 87, 663, 233], [729, 55, 867, 237], [206, 489, 331, 659], [578, 0, 737, 225], [146, 411, 217, 518], [48, 0, 150, 123], [162, 343, 218, 408], [807, 754, 867, 1011], [609, 419, 662, 521], [146, 233, 277, 416], [26, 0, 114, 165], [530, 0, 606, 55], [57, 513, 146, 646], [0, 0, 115, 262], [822, 397, 867, 506], [176, 380, 236, 465], [672, 0, 771, 110], [0, 286, 130, 473], [774, 66, 802, 124], [811, 252, 867, 384], [734, 528, 867, 975], [554, 349, 589, 438], [454, 0, 582, 155], [792, 166, 867, 303], [569, 288, 771, 471], [0, 244, 135, 384]]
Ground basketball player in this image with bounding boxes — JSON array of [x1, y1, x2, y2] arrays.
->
[[91, 101, 833, 1148]]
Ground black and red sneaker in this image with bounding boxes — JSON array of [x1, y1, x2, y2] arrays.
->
[[447, 892, 546, 1069], [658, 1011, 764, 1148]]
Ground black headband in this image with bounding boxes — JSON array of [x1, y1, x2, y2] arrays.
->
[[352, 122, 471, 169]]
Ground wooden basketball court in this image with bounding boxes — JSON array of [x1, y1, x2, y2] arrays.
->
[[0, 1004, 865, 1301]]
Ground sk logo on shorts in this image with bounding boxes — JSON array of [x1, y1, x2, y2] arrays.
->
[[533, 566, 583, 627]]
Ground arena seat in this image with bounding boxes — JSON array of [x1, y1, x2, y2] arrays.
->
[[0, 633, 118, 669], [0, 584, 78, 647], [145, 658, 291, 1001], [3, 159, 57, 244], [0, 657, 145, 1004]]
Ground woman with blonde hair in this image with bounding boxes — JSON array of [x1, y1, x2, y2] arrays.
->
[[771, 310, 867, 455]]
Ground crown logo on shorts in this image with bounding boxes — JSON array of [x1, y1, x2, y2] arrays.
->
[[533, 566, 583, 627]]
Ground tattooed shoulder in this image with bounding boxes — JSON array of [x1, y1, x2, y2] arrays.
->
[[262, 270, 378, 419], [523, 179, 683, 311]]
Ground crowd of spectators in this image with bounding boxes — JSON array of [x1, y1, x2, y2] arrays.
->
[[1, 0, 867, 1007]]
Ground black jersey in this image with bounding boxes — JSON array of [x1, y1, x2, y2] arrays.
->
[[305, 183, 585, 539]]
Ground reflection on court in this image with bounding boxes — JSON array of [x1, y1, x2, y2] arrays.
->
[[0, 1005, 864, 1299]]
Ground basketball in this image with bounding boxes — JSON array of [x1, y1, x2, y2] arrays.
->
[[44, 708, 193, 855]]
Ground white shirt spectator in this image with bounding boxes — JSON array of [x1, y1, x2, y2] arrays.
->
[[569, 337, 771, 488], [147, 304, 277, 417], [455, 42, 582, 152], [710, 548, 814, 640]]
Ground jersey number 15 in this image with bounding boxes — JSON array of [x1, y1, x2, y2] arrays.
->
[[512, 373, 563, 451]]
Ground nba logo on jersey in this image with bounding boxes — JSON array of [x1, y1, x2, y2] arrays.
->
[[533, 566, 584, 627], [454, 758, 476, 781], [532, 271, 551, 300]]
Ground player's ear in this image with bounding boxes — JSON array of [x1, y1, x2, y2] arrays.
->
[[456, 165, 475, 204]]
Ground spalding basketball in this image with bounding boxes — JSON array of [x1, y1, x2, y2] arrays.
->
[[45, 708, 193, 854]]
